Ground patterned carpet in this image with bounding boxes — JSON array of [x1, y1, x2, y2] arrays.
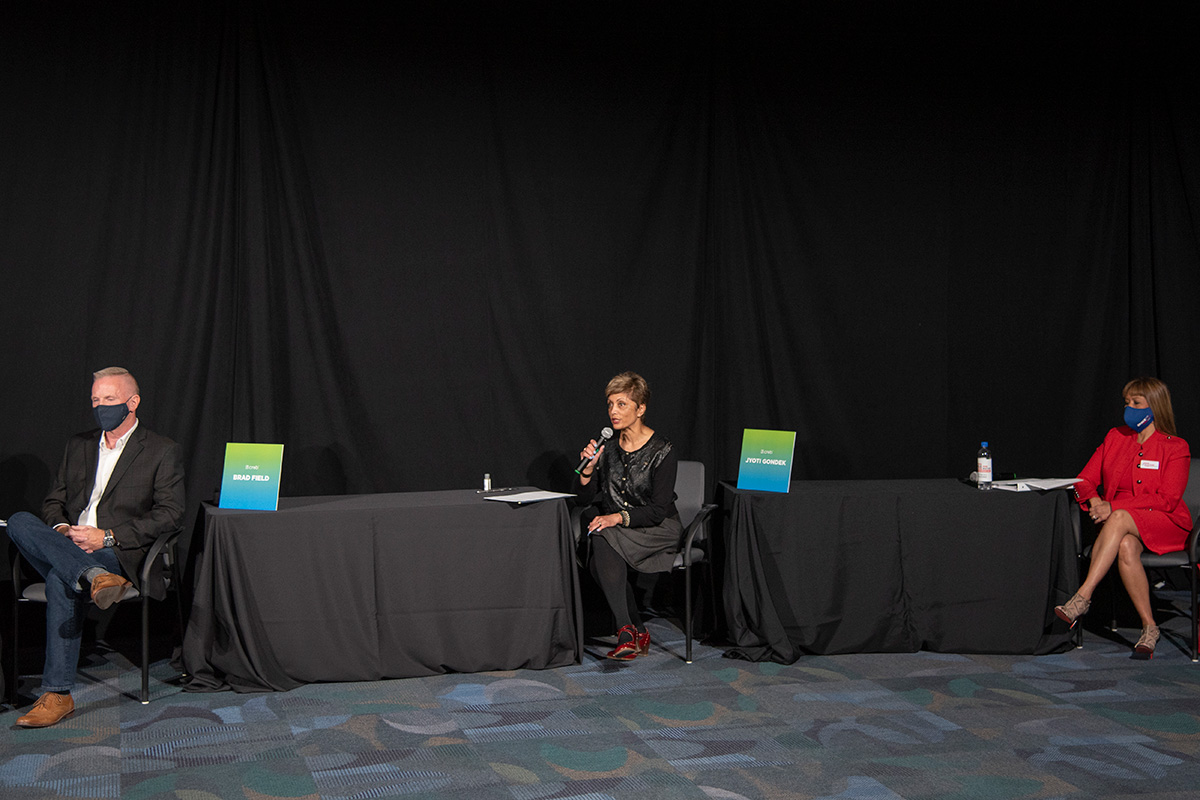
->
[[4, 604, 1200, 800]]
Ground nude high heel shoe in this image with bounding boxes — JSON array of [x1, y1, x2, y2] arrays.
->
[[1054, 593, 1091, 628], [1133, 625, 1160, 660]]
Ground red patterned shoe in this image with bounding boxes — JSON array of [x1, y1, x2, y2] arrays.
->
[[636, 629, 651, 657], [606, 625, 640, 661]]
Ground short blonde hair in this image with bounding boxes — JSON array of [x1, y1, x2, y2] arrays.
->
[[1123, 376, 1177, 437], [605, 371, 650, 407], [93, 366, 140, 396]]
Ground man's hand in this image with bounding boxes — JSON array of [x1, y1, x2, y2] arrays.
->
[[67, 525, 106, 553]]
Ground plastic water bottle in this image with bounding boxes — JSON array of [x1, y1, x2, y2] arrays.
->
[[976, 442, 992, 490]]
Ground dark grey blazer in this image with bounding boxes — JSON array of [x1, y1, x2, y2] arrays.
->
[[41, 423, 186, 599]]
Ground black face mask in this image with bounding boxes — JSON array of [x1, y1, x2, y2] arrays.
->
[[93, 402, 130, 432]]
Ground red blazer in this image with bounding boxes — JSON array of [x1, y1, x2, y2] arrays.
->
[[1074, 427, 1192, 532]]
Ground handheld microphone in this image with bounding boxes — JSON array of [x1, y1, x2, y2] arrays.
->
[[575, 427, 613, 474]]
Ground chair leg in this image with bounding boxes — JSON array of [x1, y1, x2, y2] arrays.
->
[[173, 592, 187, 677], [141, 594, 150, 703], [1073, 554, 1084, 648], [1109, 569, 1119, 631], [684, 564, 693, 664], [11, 552, 25, 707], [1191, 564, 1198, 663], [10, 595, 19, 706]]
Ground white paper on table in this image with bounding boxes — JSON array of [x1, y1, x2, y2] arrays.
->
[[990, 478, 1079, 492], [483, 490, 575, 505]]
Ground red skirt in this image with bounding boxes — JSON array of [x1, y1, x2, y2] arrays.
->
[[1122, 496, 1191, 554]]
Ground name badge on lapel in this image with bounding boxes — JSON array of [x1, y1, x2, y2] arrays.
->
[[1139, 460, 1160, 470]]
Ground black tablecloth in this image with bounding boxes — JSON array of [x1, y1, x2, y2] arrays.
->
[[722, 480, 1077, 662], [182, 489, 582, 692]]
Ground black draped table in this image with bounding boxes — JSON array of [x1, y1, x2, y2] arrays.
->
[[182, 489, 582, 692], [722, 479, 1077, 662]]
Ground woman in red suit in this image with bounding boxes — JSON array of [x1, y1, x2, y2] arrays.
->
[[1056, 377, 1192, 658]]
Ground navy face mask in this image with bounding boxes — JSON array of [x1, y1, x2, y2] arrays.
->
[[93, 402, 130, 432], [1124, 405, 1154, 432]]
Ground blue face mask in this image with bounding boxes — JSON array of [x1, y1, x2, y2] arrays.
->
[[1124, 405, 1154, 432], [93, 402, 130, 432]]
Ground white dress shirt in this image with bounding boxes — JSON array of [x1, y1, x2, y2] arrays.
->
[[78, 420, 139, 528]]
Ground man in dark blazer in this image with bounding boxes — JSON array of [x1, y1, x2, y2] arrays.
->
[[7, 367, 185, 727]]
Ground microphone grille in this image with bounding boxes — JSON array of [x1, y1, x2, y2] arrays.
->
[[600, 427, 614, 441]]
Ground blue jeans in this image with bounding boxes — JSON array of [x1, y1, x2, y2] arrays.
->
[[7, 511, 123, 693]]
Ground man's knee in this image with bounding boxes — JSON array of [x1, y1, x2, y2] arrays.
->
[[6, 510, 47, 542]]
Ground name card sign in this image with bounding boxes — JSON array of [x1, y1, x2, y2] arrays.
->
[[736, 429, 796, 493], [219, 443, 285, 510]]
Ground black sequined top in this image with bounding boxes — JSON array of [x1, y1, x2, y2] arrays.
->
[[576, 432, 679, 527]]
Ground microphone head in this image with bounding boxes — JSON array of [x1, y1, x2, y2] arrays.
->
[[599, 426, 614, 442]]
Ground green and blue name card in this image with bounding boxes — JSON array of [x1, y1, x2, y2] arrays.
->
[[736, 428, 796, 492], [219, 443, 285, 510]]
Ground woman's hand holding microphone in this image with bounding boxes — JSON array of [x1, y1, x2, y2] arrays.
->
[[578, 439, 605, 480]]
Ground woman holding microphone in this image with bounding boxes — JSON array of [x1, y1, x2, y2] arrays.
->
[[575, 372, 682, 660]]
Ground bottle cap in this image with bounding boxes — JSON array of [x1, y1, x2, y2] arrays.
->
[[981, 441, 988, 447]]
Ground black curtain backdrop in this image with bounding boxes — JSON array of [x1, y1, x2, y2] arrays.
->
[[2, 3, 1199, 557]]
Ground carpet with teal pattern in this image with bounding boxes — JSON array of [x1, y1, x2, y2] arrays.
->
[[4, 607, 1200, 799]]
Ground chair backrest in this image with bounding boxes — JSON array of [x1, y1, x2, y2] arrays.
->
[[1186, 458, 1200, 528], [674, 460, 707, 529]]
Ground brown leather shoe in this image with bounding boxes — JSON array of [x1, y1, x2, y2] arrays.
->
[[16, 692, 75, 728], [90, 572, 133, 609]]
